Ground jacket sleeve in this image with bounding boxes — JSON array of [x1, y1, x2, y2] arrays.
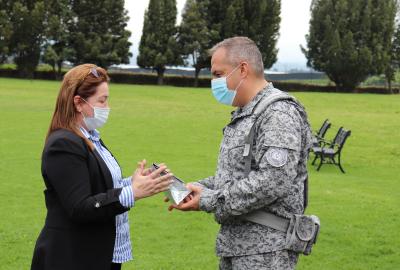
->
[[199, 104, 303, 222], [196, 176, 215, 189], [43, 136, 128, 223]]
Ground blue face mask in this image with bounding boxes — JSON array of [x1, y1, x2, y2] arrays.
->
[[211, 64, 244, 106]]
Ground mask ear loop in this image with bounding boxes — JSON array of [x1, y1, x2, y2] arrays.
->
[[235, 78, 245, 92], [81, 98, 94, 108], [228, 63, 245, 92], [80, 98, 94, 119], [226, 63, 242, 79]]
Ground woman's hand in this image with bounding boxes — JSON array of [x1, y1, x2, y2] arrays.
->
[[131, 160, 173, 201]]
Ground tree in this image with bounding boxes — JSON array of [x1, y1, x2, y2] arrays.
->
[[302, 0, 397, 91], [68, 0, 132, 69], [9, 0, 46, 77], [178, 0, 210, 86], [42, 0, 73, 78], [387, 23, 400, 93], [197, 0, 225, 47], [0, 1, 14, 63], [195, 0, 281, 70], [0, 6, 12, 63], [137, 0, 182, 85]]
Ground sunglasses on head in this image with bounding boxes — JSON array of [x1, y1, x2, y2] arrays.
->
[[90, 67, 99, 78]]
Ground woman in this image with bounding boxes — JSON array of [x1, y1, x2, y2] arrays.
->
[[31, 64, 172, 270]]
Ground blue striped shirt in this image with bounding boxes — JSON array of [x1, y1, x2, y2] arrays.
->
[[80, 127, 133, 263]]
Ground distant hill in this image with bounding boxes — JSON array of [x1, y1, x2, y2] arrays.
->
[[110, 65, 326, 81]]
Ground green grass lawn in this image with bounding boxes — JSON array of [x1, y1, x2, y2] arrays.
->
[[0, 77, 399, 269]]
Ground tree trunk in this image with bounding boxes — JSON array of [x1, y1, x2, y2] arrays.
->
[[334, 81, 357, 92], [329, 72, 360, 92], [15, 53, 39, 79], [17, 65, 34, 79], [387, 78, 393, 94], [157, 68, 165, 85], [194, 67, 201, 87], [57, 60, 63, 80], [385, 70, 394, 94], [51, 64, 57, 80]]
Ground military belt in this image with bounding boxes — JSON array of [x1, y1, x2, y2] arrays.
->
[[242, 210, 290, 232]]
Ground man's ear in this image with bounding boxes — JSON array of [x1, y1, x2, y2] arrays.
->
[[240, 62, 250, 78], [73, 95, 83, 112]]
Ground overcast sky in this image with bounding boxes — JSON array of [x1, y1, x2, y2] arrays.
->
[[125, 0, 312, 69]]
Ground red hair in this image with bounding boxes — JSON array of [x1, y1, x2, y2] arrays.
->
[[46, 64, 110, 150]]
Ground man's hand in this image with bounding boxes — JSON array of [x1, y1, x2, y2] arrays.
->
[[167, 183, 202, 211]]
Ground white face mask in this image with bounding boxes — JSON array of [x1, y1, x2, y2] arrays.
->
[[81, 99, 110, 131]]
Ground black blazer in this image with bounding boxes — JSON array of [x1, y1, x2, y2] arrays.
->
[[31, 129, 128, 270]]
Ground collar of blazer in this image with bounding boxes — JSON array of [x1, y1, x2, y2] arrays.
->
[[79, 128, 115, 190]]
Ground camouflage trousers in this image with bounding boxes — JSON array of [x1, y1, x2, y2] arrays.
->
[[219, 250, 298, 270]]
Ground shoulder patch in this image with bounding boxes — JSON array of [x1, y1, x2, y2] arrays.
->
[[266, 148, 288, 167]]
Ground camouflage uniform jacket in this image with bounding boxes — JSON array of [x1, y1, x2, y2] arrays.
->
[[198, 83, 312, 257]]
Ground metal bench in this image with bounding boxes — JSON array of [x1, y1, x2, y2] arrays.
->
[[311, 119, 331, 148], [311, 127, 351, 173]]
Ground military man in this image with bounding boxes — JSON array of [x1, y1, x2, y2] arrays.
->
[[170, 36, 312, 270]]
